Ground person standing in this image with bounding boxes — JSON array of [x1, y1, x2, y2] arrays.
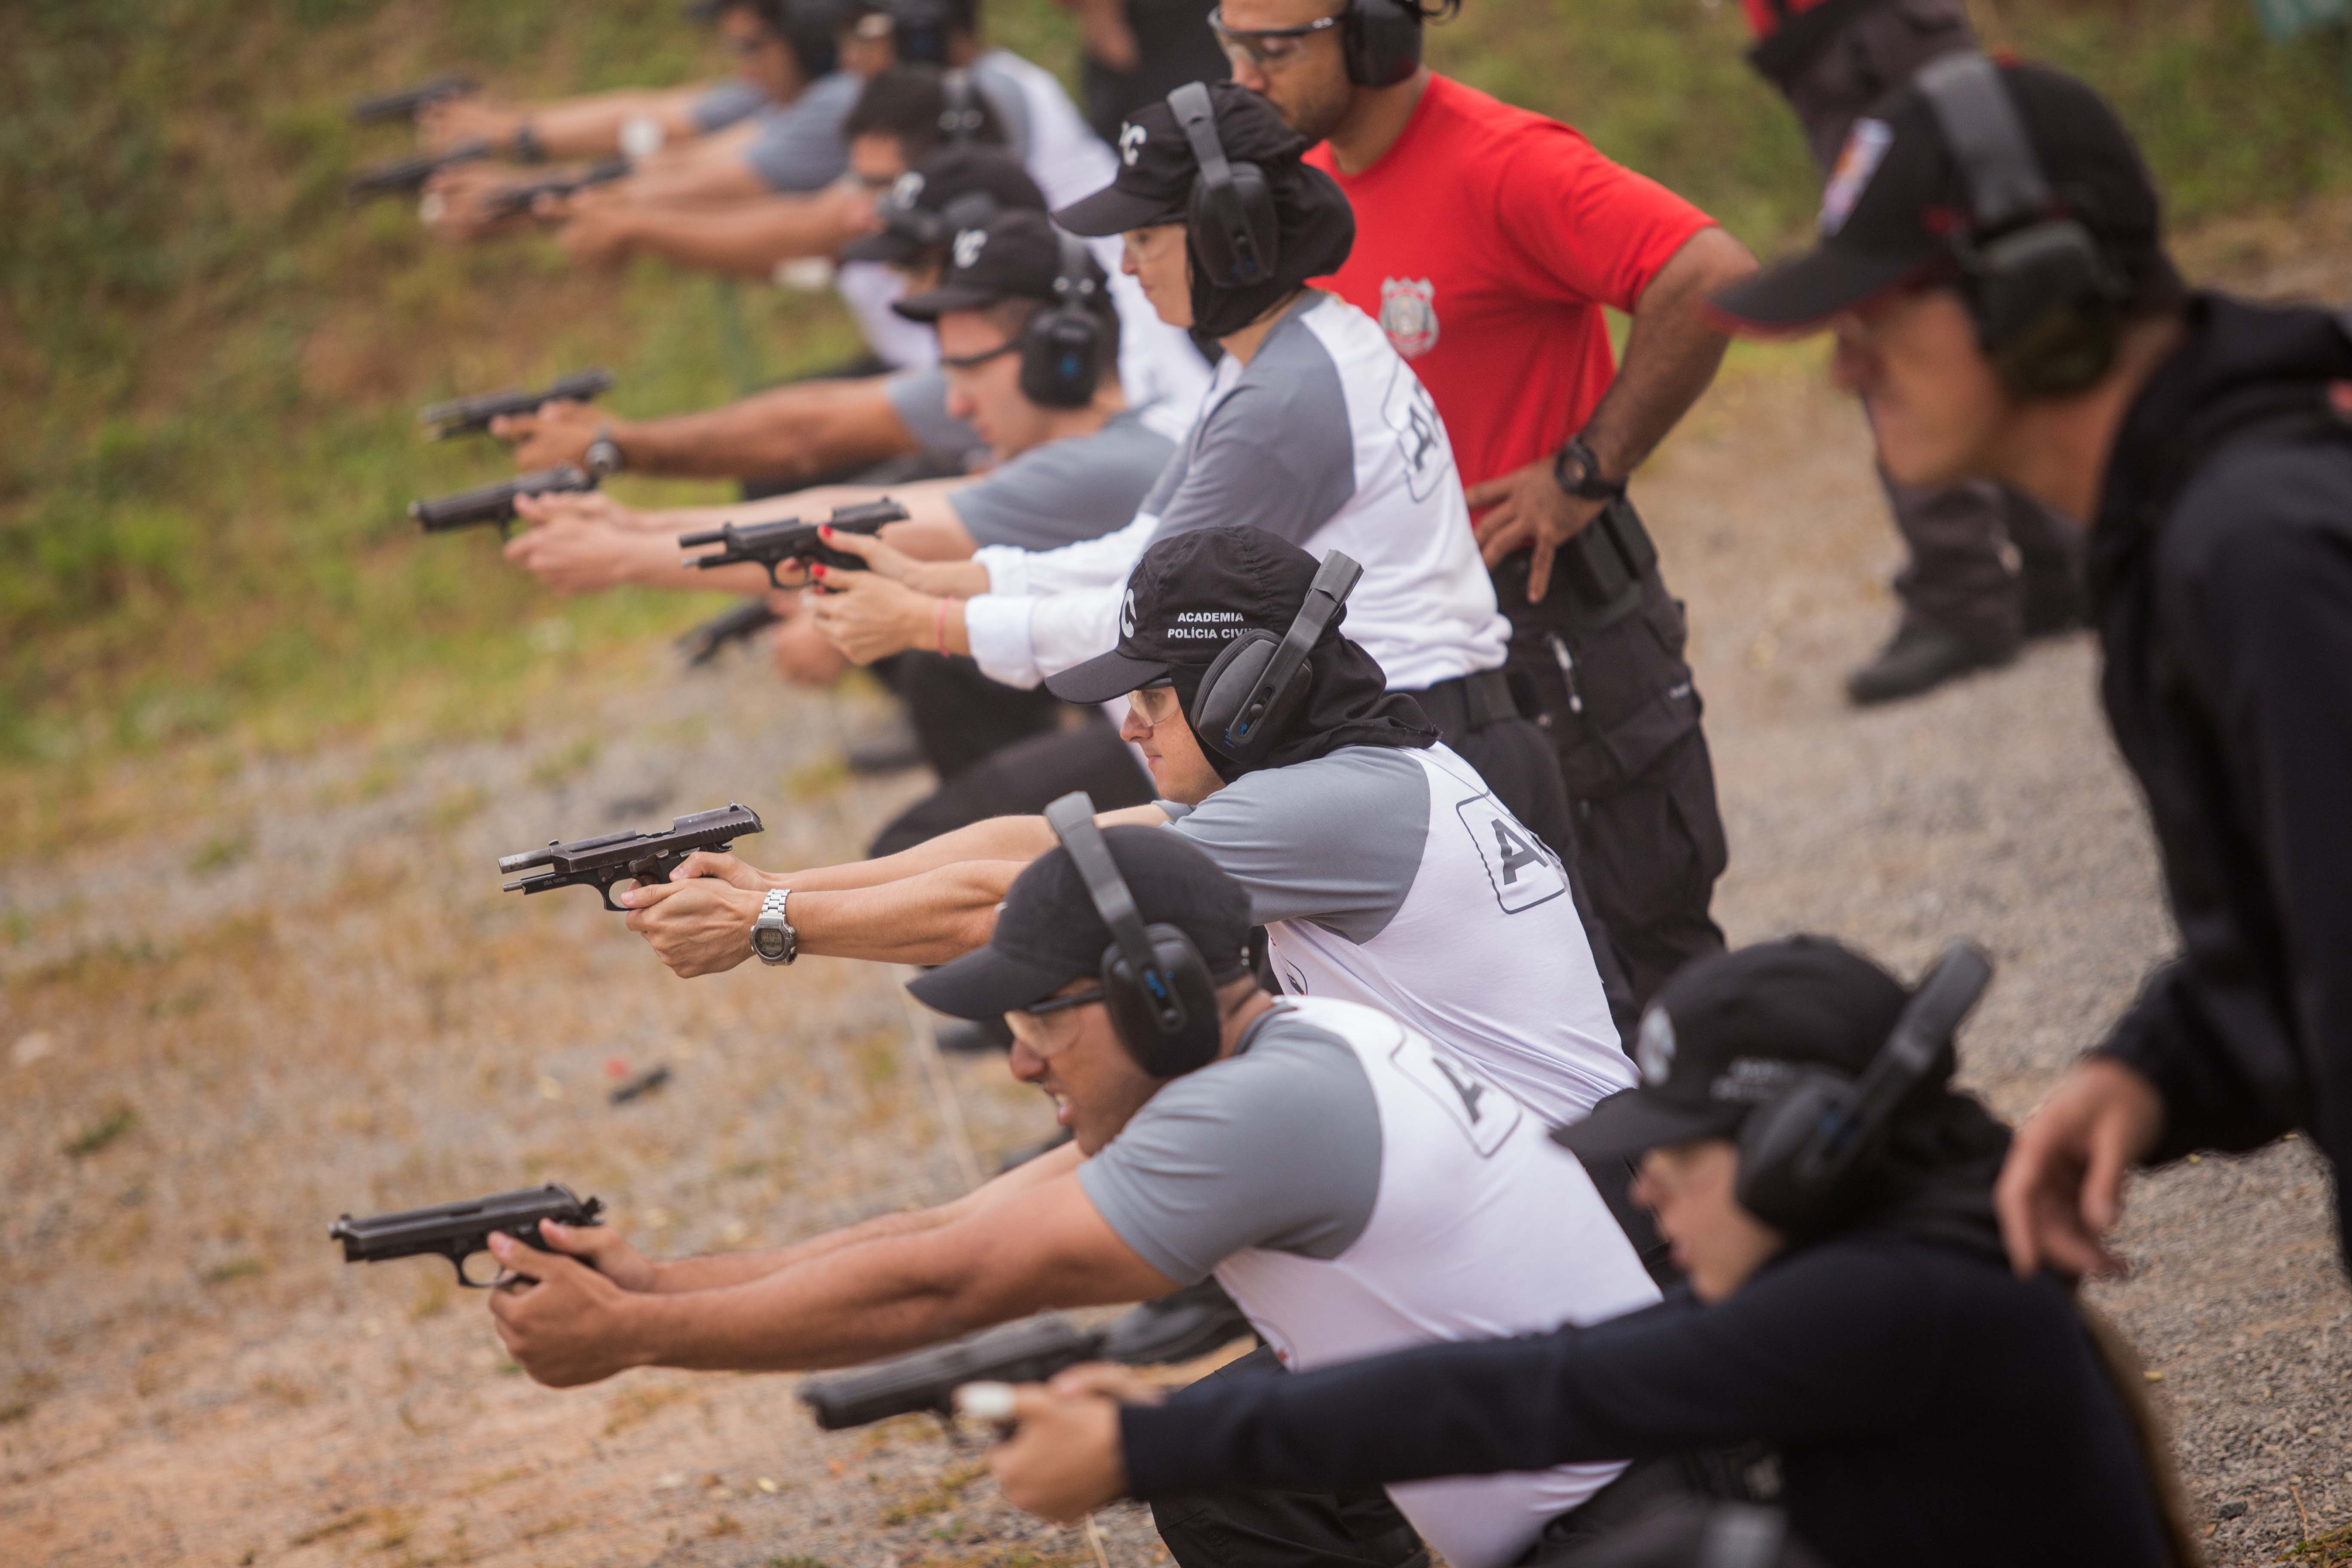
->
[[1050, 0, 1234, 143], [1740, 0, 2083, 704], [1694, 56, 2352, 1274], [1212, 0, 1758, 1001]]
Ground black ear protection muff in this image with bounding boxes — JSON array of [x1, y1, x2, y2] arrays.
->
[[1914, 53, 2128, 398], [879, 0, 951, 63], [1190, 551, 1363, 767], [1734, 943, 1992, 1237], [1018, 232, 1107, 409], [938, 67, 984, 143], [1167, 81, 1280, 289], [1341, 0, 1426, 89], [1043, 793, 1225, 1078]]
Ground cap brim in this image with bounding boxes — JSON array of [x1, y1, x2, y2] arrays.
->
[[1044, 646, 1170, 704], [1548, 1088, 1746, 1162], [1052, 185, 1183, 239], [891, 283, 1005, 322], [841, 230, 921, 265], [908, 945, 1080, 1021], [1707, 244, 1932, 335]]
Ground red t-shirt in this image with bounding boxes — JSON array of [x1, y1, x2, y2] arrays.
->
[[1306, 75, 1715, 491]]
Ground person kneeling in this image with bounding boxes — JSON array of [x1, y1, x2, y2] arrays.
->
[[486, 821, 1661, 1568], [983, 938, 2199, 1568]]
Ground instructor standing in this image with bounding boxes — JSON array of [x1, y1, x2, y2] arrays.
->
[[1212, 0, 1758, 1001]]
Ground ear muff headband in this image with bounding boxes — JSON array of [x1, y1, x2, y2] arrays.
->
[[1167, 82, 1278, 289], [1042, 793, 1224, 1077], [939, 68, 983, 143], [1341, 0, 1424, 88], [1913, 53, 2125, 397], [1733, 943, 1992, 1236], [1019, 231, 1106, 409], [1191, 551, 1362, 765]]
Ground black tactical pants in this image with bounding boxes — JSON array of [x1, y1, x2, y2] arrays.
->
[[866, 715, 1155, 860], [1762, 0, 2082, 657], [1504, 564, 1728, 1007]]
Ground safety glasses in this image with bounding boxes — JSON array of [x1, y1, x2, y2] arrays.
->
[[1207, 6, 1340, 70], [939, 338, 1021, 373], [1019, 985, 1107, 1018]]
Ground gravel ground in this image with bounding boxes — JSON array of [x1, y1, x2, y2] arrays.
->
[[6, 221, 2351, 1565]]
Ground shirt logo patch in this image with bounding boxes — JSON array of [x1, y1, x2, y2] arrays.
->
[[1391, 1036, 1522, 1158], [1119, 122, 1147, 166], [1380, 364, 1449, 503], [1377, 276, 1440, 359], [952, 227, 987, 271], [1819, 118, 1893, 236], [1453, 793, 1567, 915]]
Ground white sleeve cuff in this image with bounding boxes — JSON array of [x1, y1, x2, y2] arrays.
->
[[975, 546, 1032, 598], [963, 595, 1044, 690]]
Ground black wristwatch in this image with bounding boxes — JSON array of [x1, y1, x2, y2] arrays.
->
[[1553, 435, 1627, 502]]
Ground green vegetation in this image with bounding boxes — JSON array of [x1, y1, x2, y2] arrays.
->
[[2, 0, 2347, 842]]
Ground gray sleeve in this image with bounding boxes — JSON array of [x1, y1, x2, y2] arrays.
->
[[1078, 1016, 1383, 1284], [948, 421, 1176, 551], [690, 80, 767, 133], [883, 369, 986, 459], [741, 74, 855, 193], [1166, 750, 1428, 942], [968, 59, 1034, 162], [1147, 330, 1356, 545]]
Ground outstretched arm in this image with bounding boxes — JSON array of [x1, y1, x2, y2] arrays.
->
[[420, 83, 735, 159], [486, 1154, 1177, 1384], [552, 182, 876, 274], [492, 378, 918, 481]]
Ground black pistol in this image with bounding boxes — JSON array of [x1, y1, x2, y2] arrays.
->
[[796, 1280, 1254, 1430], [679, 499, 910, 589], [350, 74, 478, 126], [346, 141, 493, 202], [499, 802, 765, 912], [676, 599, 784, 668], [478, 158, 633, 221], [419, 368, 616, 441], [408, 437, 621, 538], [329, 1182, 603, 1288]]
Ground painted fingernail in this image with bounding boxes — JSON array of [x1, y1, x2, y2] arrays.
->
[[820, 524, 833, 538]]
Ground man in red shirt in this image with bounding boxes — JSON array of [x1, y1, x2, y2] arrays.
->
[[1212, 0, 1759, 1004], [1740, 0, 2082, 704]]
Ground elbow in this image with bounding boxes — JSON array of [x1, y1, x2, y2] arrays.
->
[[1684, 226, 1759, 297]]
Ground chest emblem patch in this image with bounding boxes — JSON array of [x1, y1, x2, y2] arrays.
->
[[1378, 276, 1440, 360]]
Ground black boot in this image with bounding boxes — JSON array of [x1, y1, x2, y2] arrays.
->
[[1845, 622, 2011, 707]]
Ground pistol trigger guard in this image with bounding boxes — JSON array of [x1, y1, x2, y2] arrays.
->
[[595, 876, 628, 914], [451, 1243, 502, 1289]]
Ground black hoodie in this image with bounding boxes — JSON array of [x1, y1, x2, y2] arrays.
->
[[2084, 292, 2352, 1257]]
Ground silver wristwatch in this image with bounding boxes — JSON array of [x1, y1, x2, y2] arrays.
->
[[750, 888, 797, 966]]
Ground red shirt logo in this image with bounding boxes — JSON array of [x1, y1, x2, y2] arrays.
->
[[1378, 276, 1441, 360]]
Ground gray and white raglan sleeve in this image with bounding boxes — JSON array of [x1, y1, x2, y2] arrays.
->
[[1164, 748, 1430, 941], [1146, 337, 1357, 546], [949, 416, 1176, 551], [1077, 1015, 1384, 1284]]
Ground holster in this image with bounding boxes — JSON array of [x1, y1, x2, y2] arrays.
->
[[1497, 499, 1703, 798]]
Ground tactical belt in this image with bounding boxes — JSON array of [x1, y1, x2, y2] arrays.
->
[[1406, 668, 1520, 745]]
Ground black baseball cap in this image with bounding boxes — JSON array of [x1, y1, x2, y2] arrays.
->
[[907, 825, 1255, 1020], [1711, 60, 2166, 332], [891, 207, 1106, 320], [1046, 528, 1333, 704], [1550, 937, 1911, 1161], [1053, 81, 1308, 238], [841, 144, 1045, 265]]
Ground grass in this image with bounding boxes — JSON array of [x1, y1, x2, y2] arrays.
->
[[2, 0, 2349, 860]]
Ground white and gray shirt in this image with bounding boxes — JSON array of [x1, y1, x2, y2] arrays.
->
[[1157, 742, 1628, 1126], [742, 70, 860, 193], [945, 409, 1176, 552], [1080, 995, 1661, 1568], [963, 293, 1510, 692]]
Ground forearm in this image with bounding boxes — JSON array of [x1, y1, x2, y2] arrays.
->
[[609, 156, 768, 208], [612, 381, 915, 482], [1579, 227, 1754, 479], [527, 86, 708, 158], [654, 1205, 962, 1293], [775, 812, 1060, 893], [616, 197, 867, 277], [791, 861, 1021, 964]]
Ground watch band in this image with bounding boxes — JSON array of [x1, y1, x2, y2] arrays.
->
[[753, 887, 797, 967], [1553, 435, 1627, 502]]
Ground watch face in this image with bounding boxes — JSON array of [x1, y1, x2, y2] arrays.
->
[[753, 926, 788, 960]]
